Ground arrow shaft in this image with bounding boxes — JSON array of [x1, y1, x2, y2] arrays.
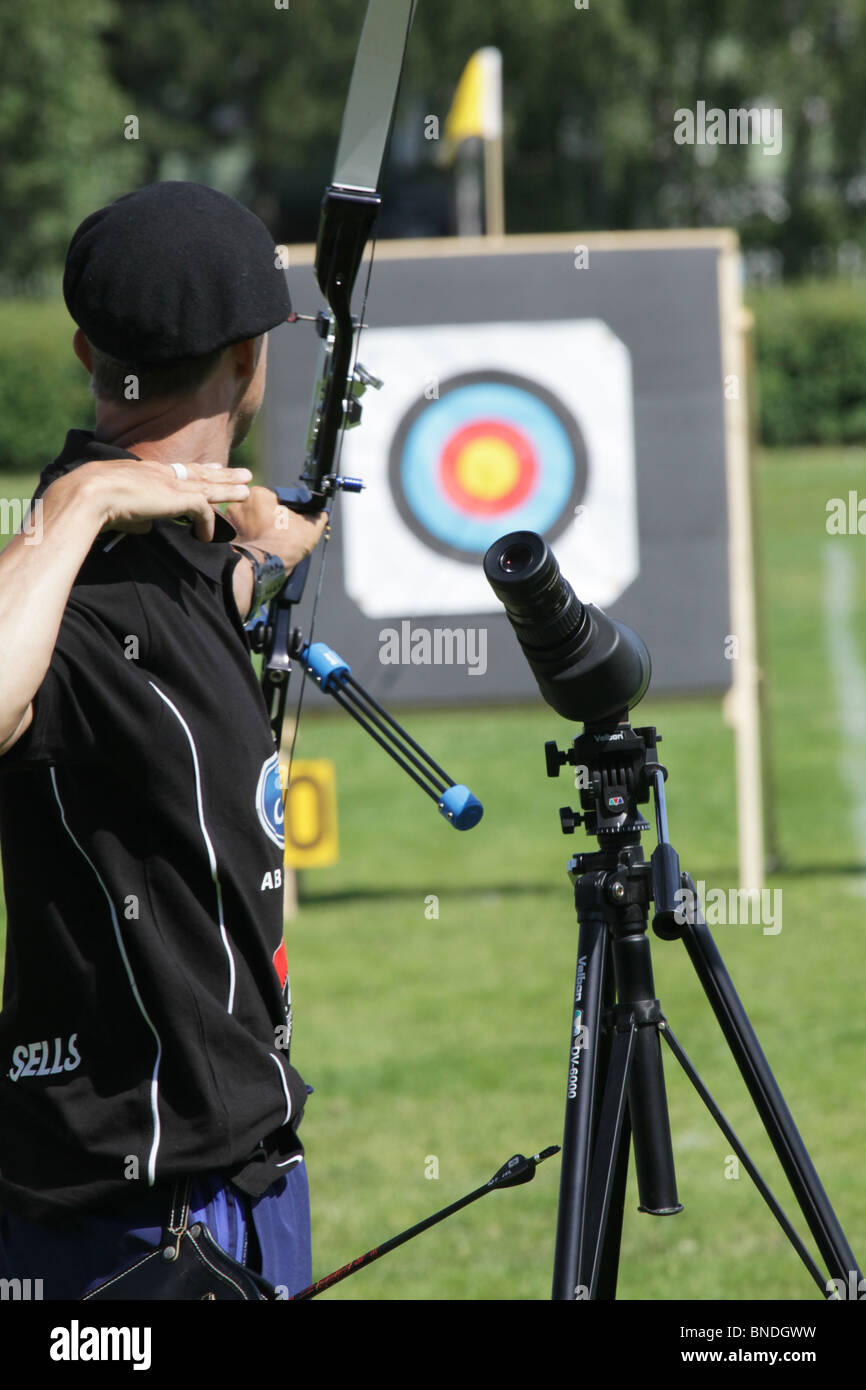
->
[[290, 1181, 491, 1300]]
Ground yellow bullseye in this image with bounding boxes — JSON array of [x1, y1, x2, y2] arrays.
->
[[454, 438, 521, 501]]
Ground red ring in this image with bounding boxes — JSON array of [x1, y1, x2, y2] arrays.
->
[[438, 419, 538, 515]]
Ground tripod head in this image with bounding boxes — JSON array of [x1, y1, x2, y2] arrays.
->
[[545, 718, 683, 940], [546, 717, 653, 844]]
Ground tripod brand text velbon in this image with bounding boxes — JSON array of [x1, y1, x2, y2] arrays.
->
[[568, 956, 588, 1100]]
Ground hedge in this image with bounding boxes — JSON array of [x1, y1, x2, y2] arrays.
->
[[0, 296, 261, 476], [0, 298, 94, 474], [747, 278, 866, 447], [3, 280, 866, 464]]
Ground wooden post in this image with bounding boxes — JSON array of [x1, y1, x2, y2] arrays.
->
[[718, 238, 765, 892]]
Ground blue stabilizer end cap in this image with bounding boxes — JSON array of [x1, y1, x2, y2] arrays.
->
[[438, 784, 484, 831], [300, 642, 351, 693]]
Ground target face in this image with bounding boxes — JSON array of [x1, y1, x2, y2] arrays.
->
[[339, 319, 638, 618], [390, 371, 587, 564]]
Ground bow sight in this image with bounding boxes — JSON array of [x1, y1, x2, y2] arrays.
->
[[297, 198, 383, 505]]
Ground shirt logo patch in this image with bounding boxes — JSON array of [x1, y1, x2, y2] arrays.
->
[[256, 753, 285, 849]]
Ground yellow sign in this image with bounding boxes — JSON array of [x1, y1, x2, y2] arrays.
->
[[280, 759, 338, 868]]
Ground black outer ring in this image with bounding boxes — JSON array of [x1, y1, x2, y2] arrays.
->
[[387, 369, 589, 566]]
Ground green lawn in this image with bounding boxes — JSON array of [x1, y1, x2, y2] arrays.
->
[[1, 447, 865, 1300]]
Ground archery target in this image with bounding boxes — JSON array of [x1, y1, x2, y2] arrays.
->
[[389, 371, 587, 563], [339, 320, 638, 618]]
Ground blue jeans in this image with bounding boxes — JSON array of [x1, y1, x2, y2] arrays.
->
[[0, 1159, 311, 1300]]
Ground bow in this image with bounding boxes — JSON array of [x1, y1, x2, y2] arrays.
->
[[249, 0, 418, 758]]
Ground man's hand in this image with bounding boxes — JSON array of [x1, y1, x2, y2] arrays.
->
[[224, 486, 329, 572], [224, 486, 329, 620], [65, 458, 253, 543]]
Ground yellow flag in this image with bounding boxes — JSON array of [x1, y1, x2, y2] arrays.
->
[[441, 47, 502, 164]]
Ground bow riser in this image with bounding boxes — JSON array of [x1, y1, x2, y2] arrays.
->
[[300, 187, 381, 503]]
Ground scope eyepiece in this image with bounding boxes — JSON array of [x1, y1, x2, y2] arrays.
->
[[484, 531, 651, 724], [498, 542, 533, 574], [485, 530, 589, 658]]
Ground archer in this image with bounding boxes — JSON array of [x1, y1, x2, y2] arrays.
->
[[0, 179, 327, 1300]]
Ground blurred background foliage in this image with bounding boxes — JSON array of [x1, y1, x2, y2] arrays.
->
[[3, 0, 866, 277], [3, 0, 866, 466]]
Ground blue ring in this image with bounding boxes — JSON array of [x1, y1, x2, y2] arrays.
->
[[401, 384, 575, 551]]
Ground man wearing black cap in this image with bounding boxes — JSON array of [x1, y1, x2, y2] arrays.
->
[[0, 182, 327, 1298]]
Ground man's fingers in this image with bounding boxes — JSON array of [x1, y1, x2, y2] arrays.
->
[[164, 463, 252, 481], [298, 508, 330, 549], [79, 458, 252, 535], [173, 480, 251, 506], [197, 482, 251, 500], [186, 494, 217, 543]]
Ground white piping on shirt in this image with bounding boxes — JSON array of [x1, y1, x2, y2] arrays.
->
[[49, 767, 163, 1186], [269, 1052, 293, 1126], [148, 682, 236, 1015]]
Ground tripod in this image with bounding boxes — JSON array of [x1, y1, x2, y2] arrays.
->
[[549, 717, 862, 1301]]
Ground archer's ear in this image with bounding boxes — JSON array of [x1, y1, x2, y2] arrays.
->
[[229, 337, 260, 381], [72, 328, 93, 373]]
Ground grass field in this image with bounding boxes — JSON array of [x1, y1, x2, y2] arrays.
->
[[1, 446, 865, 1300]]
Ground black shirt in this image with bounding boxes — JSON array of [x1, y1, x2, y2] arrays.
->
[[0, 431, 307, 1220]]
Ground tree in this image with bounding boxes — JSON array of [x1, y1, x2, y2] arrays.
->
[[0, 0, 143, 286]]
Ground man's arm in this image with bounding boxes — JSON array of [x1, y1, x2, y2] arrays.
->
[[0, 459, 251, 752]]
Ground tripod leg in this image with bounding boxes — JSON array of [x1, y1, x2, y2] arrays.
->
[[680, 873, 862, 1286], [580, 1013, 635, 1299], [552, 896, 610, 1300], [660, 1021, 831, 1294], [612, 918, 681, 1217], [593, 1096, 632, 1301]]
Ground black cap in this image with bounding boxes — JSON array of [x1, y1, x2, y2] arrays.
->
[[63, 181, 291, 364]]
